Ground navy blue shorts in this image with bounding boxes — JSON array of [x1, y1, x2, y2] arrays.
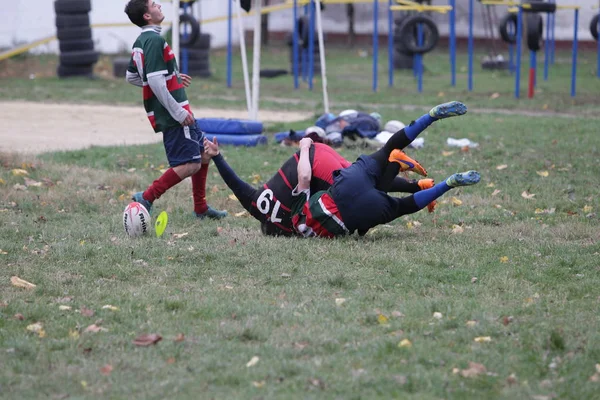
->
[[331, 155, 410, 233], [162, 124, 204, 167]]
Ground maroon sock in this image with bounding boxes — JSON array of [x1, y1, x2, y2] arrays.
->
[[143, 168, 182, 202], [191, 163, 209, 214]]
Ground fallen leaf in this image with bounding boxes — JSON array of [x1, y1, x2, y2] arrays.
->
[[474, 336, 492, 343], [391, 311, 405, 318], [24, 177, 42, 187], [433, 312, 443, 319], [210, 185, 219, 193], [335, 298, 346, 306], [132, 333, 162, 346], [174, 333, 185, 342], [451, 225, 464, 234], [166, 357, 176, 364], [0, 178, 5, 185], [458, 362, 487, 378], [251, 174, 261, 184], [26, 322, 43, 333], [246, 356, 260, 367], [228, 194, 238, 201], [11, 168, 28, 176], [234, 210, 248, 217], [100, 364, 113, 376], [252, 380, 266, 388], [80, 306, 95, 317], [0, 249, 8, 255], [451, 197, 463, 206], [442, 151, 454, 157], [502, 316, 514, 326], [536, 170, 549, 177], [583, 205, 593, 213], [14, 313, 25, 320], [69, 329, 80, 339], [398, 339, 412, 348], [521, 191, 536, 199], [466, 320, 477, 327], [486, 183, 495, 188], [506, 373, 518, 386], [406, 221, 414, 229], [500, 256, 509, 263], [535, 208, 555, 215], [84, 324, 108, 333], [377, 314, 389, 325], [491, 189, 501, 196], [59, 305, 72, 311], [13, 183, 27, 191], [172, 232, 189, 239], [101, 305, 119, 311], [496, 164, 508, 170], [471, 277, 478, 283], [490, 92, 500, 99], [10, 276, 36, 289]]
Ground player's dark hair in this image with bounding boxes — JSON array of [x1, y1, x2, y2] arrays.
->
[[124, 0, 149, 28]]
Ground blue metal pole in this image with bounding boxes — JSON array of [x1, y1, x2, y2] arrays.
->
[[388, 0, 393, 87], [417, 23, 423, 93], [533, 50, 537, 88], [571, 9, 579, 97], [515, 6, 523, 98], [543, 11, 550, 81], [373, 0, 379, 92], [292, 0, 299, 89], [468, 0, 474, 91], [449, 0, 456, 86], [308, 0, 315, 90], [227, 0, 232, 87]]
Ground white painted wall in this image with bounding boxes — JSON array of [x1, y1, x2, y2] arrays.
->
[[1, 0, 597, 54]]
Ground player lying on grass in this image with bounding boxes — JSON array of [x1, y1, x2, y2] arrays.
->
[[290, 101, 481, 237], [202, 102, 468, 236]]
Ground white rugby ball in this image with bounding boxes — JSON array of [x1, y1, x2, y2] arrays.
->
[[123, 202, 151, 238]]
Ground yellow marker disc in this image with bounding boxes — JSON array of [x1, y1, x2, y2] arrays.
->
[[155, 211, 168, 238]]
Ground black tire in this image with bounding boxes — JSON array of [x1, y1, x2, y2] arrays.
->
[[59, 50, 99, 66], [56, 14, 90, 29], [499, 13, 518, 44], [113, 57, 130, 78], [194, 33, 211, 50], [54, 0, 92, 14], [185, 59, 210, 70], [526, 13, 543, 52], [590, 14, 599, 41], [57, 27, 92, 41], [57, 64, 94, 78], [180, 0, 197, 7], [59, 39, 94, 52], [184, 48, 209, 62], [524, 1, 557, 13], [398, 15, 439, 54], [179, 14, 200, 48], [393, 52, 414, 70], [187, 68, 212, 78]]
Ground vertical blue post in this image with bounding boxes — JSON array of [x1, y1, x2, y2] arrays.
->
[[597, 12, 600, 78], [417, 23, 423, 93], [292, 0, 299, 89], [468, 0, 474, 91], [373, 0, 379, 92], [515, 6, 523, 98], [388, 0, 393, 87], [533, 50, 537, 87], [449, 0, 456, 86], [308, 0, 315, 90], [571, 8, 579, 97], [543, 11, 550, 81], [227, 0, 232, 87]]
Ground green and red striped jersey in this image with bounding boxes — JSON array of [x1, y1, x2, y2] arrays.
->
[[128, 29, 191, 132], [290, 187, 349, 238]]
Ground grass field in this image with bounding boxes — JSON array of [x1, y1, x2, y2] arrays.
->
[[1, 44, 600, 399]]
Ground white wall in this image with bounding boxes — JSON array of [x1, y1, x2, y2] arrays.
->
[[0, 0, 597, 54]]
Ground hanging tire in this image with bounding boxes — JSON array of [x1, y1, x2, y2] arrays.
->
[[526, 13, 543, 51], [54, 0, 92, 14], [56, 27, 92, 41], [186, 59, 210, 70], [590, 14, 599, 41], [499, 13, 518, 44], [393, 52, 414, 70], [113, 57, 130, 78], [55, 14, 90, 29], [59, 39, 94, 52], [57, 64, 94, 78], [398, 15, 439, 54], [187, 67, 212, 78], [194, 33, 211, 49], [179, 14, 200, 48], [524, 1, 557, 13], [185, 48, 209, 62]]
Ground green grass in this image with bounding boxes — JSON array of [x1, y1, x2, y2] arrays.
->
[[1, 47, 600, 399]]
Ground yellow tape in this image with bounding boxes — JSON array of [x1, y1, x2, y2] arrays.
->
[[0, 35, 56, 62]]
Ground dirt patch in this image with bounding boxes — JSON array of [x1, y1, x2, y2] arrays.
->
[[0, 101, 311, 155]]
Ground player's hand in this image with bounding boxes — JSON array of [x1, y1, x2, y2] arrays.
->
[[203, 137, 219, 157], [299, 137, 313, 150], [182, 111, 195, 126], [180, 73, 192, 87]]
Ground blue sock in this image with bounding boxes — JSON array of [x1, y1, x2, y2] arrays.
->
[[403, 114, 435, 141], [413, 181, 451, 209]]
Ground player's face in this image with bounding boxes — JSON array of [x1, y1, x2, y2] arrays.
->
[[145, 0, 165, 25]]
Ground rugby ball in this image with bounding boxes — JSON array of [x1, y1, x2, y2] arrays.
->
[[123, 202, 151, 238]]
